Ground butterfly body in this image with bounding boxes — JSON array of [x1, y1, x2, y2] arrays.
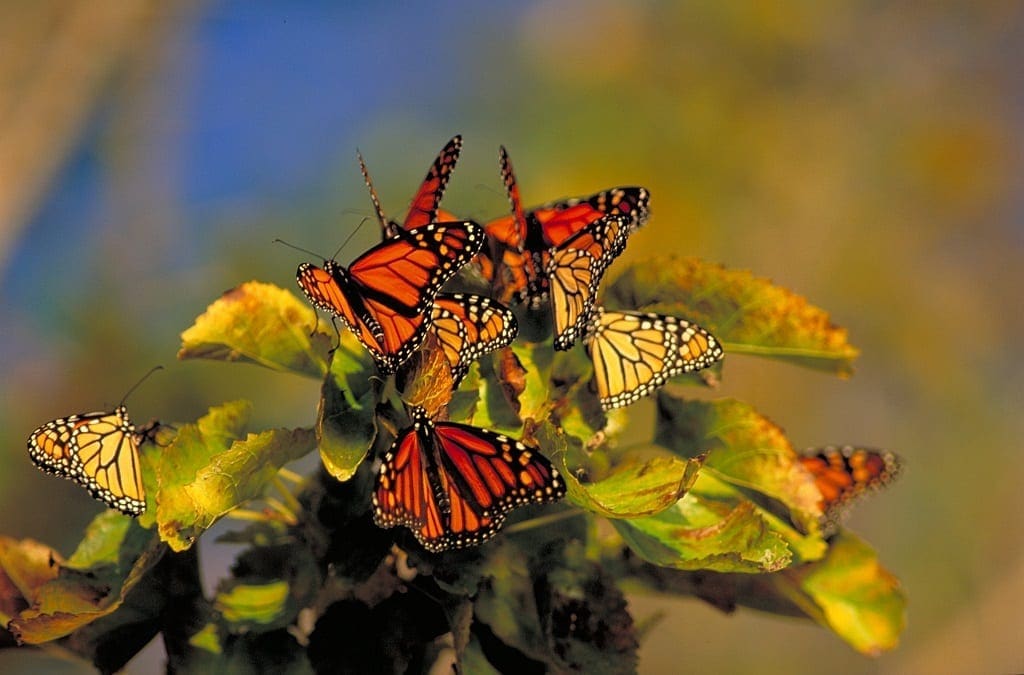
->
[[27, 405, 147, 516], [372, 408, 565, 552], [296, 222, 484, 374]]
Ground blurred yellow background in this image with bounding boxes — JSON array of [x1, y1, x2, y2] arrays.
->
[[1, 1, 1020, 672]]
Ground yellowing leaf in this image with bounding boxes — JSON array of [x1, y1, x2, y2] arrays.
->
[[215, 581, 291, 627], [150, 401, 314, 551], [775, 531, 906, 655], [178, 281, 333, 379], [316, 335, 377, 482], [607, 256, 858, 375], [7, 515, 164, 644], [612, 477, 793, 573], [655, 393, 823, 539], [563, 455, 703, 519]]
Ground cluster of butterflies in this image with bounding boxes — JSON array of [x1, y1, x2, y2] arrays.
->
[[25, 136, 899, 554]]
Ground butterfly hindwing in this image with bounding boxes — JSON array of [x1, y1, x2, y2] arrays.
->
[[372, 407, 565, 552], [430, 293, 518, 386], [584, 308, 724, 409]]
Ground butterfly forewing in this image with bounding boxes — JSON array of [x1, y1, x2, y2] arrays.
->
[[403, 135, 463, 231], [360, 135, 463, 239], [548, 214, 631, 350], [479, 146, 649, 309], [296, 221, 484, 374]]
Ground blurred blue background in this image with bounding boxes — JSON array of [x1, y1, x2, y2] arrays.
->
[[0, 1, 1021, 672]]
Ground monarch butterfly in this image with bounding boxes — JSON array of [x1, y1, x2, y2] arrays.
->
[[545, 214, 631, 350], [372, 406, 566, 552], [26, 369, 162, 516], [800, 446, 901, 533], [583, 308, 724, 410], [478, 145, 650, 307], [296, 221, 484, 374], [359, 135, 462, 240], [429, 293, 518, 387]]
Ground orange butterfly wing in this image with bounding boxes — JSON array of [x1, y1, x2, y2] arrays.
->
[[359, 135, 463, 239], [800, 446, 900, 533], [430, 293, 518, 386], [296, 222, 484, 373], [27, 405, 147, 516], [480, 146, 650, 307], [372, 408, 565, 552], [584, 308, 724, 409]]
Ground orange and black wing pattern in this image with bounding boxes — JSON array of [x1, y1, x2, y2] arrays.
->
[[372, 407, 565, 552], [800, 446, 901, 533], [429, 293, 518, 387], [297, 221, 484, 374], [359, 135, 463, 239], [584, 308, 724, 409], [480, 145, 650, 307], [27, 405, 147, 516]]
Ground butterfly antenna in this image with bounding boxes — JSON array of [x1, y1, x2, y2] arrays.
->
[[120, 365, 164, 406], [273, 238, 325, 260], [330, 216, 372, 260]]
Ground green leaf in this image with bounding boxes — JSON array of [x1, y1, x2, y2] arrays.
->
[[472, 541, 549, 664], [316, 340, 377, 482], [607, 256, 859, 375], [151, 401, 315, 551], [215, 581, 291, 628], [563, 454, 703, 519], [6, 516, 165, 644], [611, 476, 792, 573], [775, 531, 906, 655], [178, 281, 333, 379], [655, 393, 823, 539]]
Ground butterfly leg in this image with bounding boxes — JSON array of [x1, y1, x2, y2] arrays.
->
[[327, 317, 343, 356]]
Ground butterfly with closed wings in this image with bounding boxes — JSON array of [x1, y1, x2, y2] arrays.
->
[[583, 307, 724, 410], [26, 368, 163, 516], [429, 293, 518, 387]]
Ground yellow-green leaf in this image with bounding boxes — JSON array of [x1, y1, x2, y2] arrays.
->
[[563, 455, 703, 519], [607, 256, 858, 375], [612, 476, 792, 573], [215, 580, 291, 628], [316, 336, 377, 482], [775, 531, 906, 655], [7, 516, 164, 644], [655, 393, 823, 539], [178, 281, 333, 378]]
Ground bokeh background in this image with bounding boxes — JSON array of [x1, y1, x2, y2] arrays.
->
[[1, 2, 1020, 673]]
